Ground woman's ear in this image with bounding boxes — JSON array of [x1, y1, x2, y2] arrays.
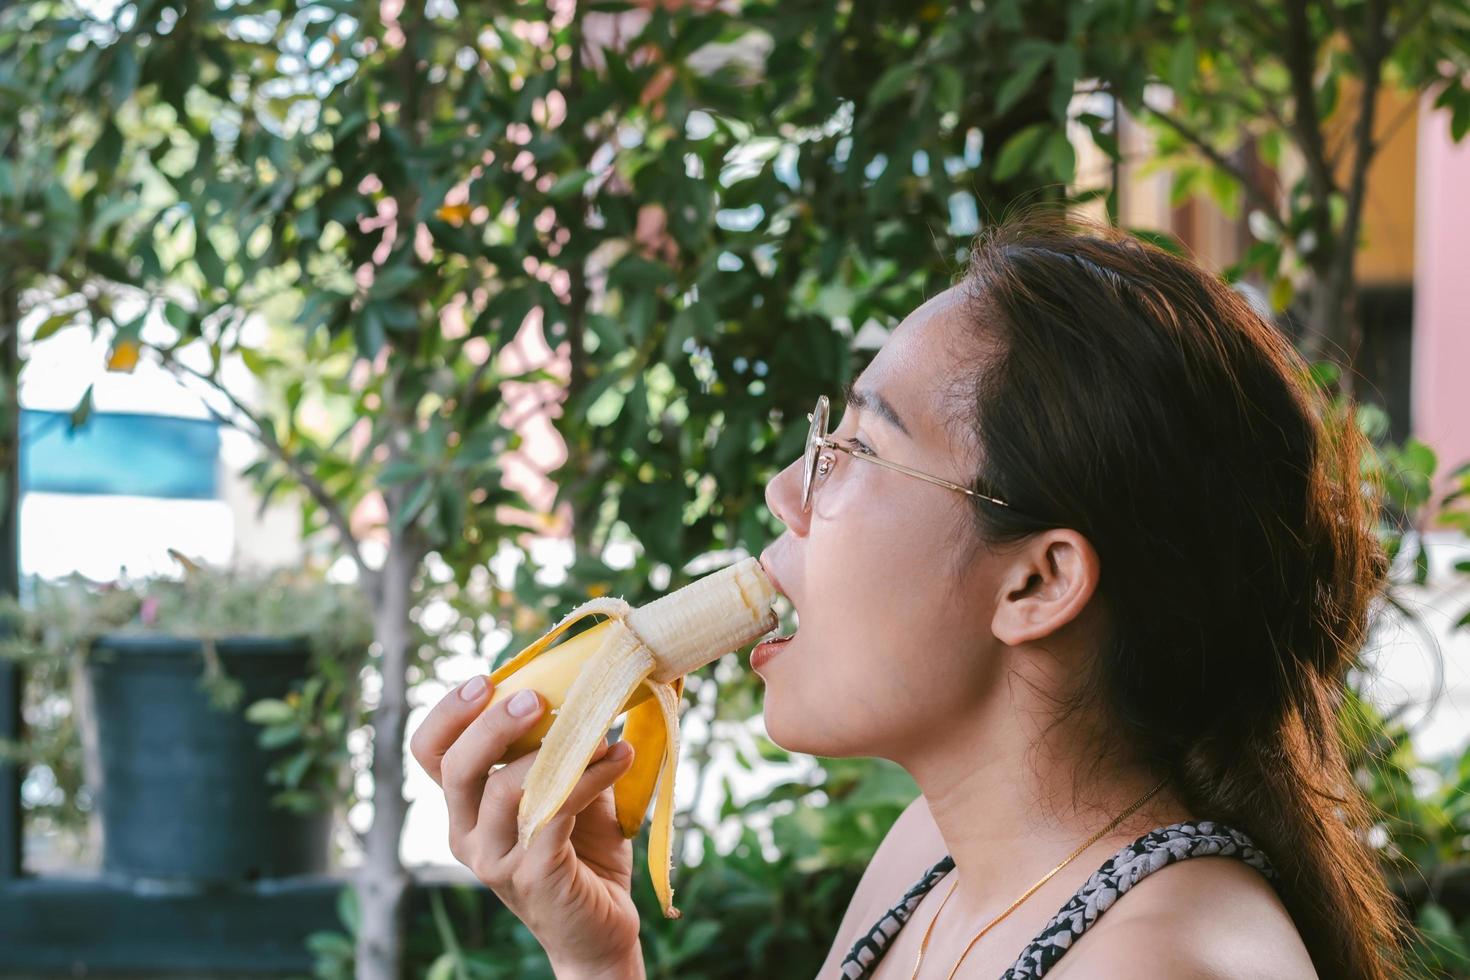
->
[[990, 529, 1101, 646]]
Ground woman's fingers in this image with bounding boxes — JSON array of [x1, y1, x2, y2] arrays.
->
[[527, 742, 637, 863], [439, 686, 547, 838], [409, 674, 495, 786], [475, 736, 610, 853], [478, 738, 633, 867]]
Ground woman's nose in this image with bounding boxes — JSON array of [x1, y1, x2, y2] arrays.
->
[[764, 456, 809, 535]]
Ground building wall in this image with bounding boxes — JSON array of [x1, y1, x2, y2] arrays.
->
[[1412, 94, 1470, 512]]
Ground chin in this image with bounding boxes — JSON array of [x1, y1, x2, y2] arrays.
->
[[759, 685, 875, 760]]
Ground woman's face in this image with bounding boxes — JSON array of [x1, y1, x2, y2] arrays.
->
[[758, 285, 1012, 761]]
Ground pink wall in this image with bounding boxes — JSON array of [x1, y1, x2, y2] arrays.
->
[[1412, 95, 1470, 520]]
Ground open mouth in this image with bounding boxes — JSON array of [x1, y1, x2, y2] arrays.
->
[[757, 552, 800, 653], [762, 612, 798, 642]]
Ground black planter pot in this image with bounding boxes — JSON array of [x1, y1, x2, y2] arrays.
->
[[85, 633, 332, 884]]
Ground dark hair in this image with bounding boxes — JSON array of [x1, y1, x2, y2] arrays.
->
[[955, 211, 1409, 978]]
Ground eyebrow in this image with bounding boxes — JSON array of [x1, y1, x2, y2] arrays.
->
[[842, 378, 912, 438]]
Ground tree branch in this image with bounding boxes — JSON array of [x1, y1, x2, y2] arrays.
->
[[155, 347, 378, 593], [1331, 0, 1388, 370], [1145, 107, 1288, 233], [1385, 0, 1435, 49], [1370, 87, 1421, 157], [1282, 0, 1338, 200]]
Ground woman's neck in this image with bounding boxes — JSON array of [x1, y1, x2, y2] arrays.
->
[[896, 699, 1193, 916]]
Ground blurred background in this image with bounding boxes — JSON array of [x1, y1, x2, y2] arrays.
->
[[1, 0, 1468, 976]]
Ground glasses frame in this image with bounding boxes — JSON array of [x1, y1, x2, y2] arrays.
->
[[802, 394, 1018, 515]]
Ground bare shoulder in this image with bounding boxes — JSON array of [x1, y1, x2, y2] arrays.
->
[[815, 795, 948, 977], [1045, 854, 1317, 980]]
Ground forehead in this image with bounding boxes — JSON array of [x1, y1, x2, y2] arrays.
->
[[849, 285, 978, 451]]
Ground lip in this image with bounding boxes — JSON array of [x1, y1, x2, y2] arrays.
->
[[758, 548, 790, 604], [758, 548, 797, 642], [751, 633, 794, 671]]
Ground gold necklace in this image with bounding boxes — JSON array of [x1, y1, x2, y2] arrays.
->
[[907, 777, 1167, 980]]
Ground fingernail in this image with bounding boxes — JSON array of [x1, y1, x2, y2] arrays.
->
[[610, 741, 632, 760], [508, 689, 541, 717], [458, 676, 487, 702]]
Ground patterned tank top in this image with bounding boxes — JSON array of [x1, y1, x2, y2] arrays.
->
[[838, 820, 1278, 979]]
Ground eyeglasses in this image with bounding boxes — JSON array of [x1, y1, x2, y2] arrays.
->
[[801, 394, 1021, 515]]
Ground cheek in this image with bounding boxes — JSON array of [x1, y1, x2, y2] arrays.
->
[[793, 505, 976, 675], [809, 497, 957, 622]]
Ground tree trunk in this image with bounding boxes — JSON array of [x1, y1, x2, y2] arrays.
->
[[355, 505, 417, 980], [1299, 260, 1349, 364], [1300, 252, 1364, 398]]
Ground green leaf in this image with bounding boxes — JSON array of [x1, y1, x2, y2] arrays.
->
[[107, 47, 139, 107], [305, 931, 354, 959], [1355, 400, 1389, 440], [259, 724, 302, 749], [933, 64, 963, 116], [378, 460, 426, 486], [996, 44, 1051, 117], [336, 885, 361, 934], [1416, 902, 1470, 970], [33, 312, 74, 342], [355, 306, 387, 360], [163, 302, 193, 335], [369, 264, 419, 300], [196, 231, 226, 286], [869, 64, 917, 111], [1259, 129, 1284, 168], [1399, 439, 1438, 480], [1168, 37, 1197, 93], [478, 287, 537, 353], [85, 119, 123, 175], [245, 698, 295, 726], [391, 479, 435, 534], [547, 169, 594, 200], [238, 347, 276, 376], [1127, 228, 1187, 257], [425, 953, 458, 980], [1308, 359, 1340, 392], [1269, 275, 1294, 313], [1049, 46, 1081, 121], [376, 301, 419, 332], [1043, 129, 1075, 182], [69, 384, 95, 429], [281, 750, 312, 788], [1451, 93, 1470, 142], [993, 124, 1049, 182]]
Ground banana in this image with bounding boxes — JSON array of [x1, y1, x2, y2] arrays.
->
[[485, 556, 779, 918]]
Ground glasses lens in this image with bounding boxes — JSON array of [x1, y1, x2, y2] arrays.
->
[[802, 395, 828, 513]]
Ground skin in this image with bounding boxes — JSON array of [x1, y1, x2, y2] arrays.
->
[[757, 285, 1317, 978]]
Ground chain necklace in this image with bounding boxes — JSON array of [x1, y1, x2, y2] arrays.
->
[[907, 777, 1168, 980]]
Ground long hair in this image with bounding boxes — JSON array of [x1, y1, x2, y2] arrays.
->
[[955, 211, 1409, 978]]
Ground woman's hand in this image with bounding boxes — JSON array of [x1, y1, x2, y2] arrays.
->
[[410, 675, 645, 976]]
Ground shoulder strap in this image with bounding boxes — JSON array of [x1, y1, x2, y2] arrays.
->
[[838, 854, 956, 979], [999, 820, 1278, 979]]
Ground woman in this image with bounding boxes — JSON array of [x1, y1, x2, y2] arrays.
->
[[409, 213, 1410, 978]]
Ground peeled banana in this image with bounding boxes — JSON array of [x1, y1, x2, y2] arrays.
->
[[486, 556, 779, 918]]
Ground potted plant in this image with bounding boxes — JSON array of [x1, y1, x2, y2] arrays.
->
[[0, 556, 372, 885]]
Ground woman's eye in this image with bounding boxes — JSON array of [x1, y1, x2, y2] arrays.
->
[[844, 437, 872, 455]]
